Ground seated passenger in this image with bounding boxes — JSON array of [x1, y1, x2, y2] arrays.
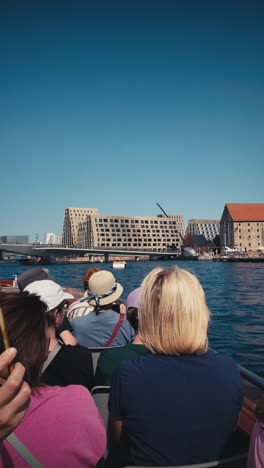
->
[[108, 266, 243, 467], [0, 292, 106, 467], [17, 266, 77, 346], [71, 270, 134, 348], [247, 395, 264, 468], [95, 287, 149, 385], [67, 268, 101, 322], [24, 280, 94, 390], [17, 266, 55, 291]]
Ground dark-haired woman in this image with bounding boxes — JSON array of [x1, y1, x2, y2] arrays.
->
[[0, 292, 106, 468]]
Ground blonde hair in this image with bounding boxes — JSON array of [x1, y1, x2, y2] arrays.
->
[[138, 267, 210, 355]]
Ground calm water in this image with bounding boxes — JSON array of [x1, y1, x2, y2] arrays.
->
[[1, 260, 263, 377]]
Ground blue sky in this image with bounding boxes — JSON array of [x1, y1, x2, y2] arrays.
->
[[1, 0, 263, 241]]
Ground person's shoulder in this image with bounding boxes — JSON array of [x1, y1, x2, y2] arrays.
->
[[205, 350, 242, 383], [99, 345, 126, 363], [31, 384, 90, 408], [113, 351, 151, 377], [48, 385, 95, 408], [101, 345, 126, 356], [207, 349, 239, 368], [63, 344, 91, 357], [35, 386, 101, 427]]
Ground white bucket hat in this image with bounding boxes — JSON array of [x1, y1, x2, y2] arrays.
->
[[84, 270, 123, 307], [24, 280, 74, 311]]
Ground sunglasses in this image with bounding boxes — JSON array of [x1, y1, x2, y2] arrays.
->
[[57, 302, 68, 312]]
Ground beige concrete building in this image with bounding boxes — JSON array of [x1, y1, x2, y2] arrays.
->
[[62, 208, 184, 251], [220, 203, 264, 251], [186, 219, 220, 241], [62, 207, 98, 247]]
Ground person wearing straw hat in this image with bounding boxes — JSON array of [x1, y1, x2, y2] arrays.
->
[[67, 268, 101, 323], [71, 270, 134, 348]]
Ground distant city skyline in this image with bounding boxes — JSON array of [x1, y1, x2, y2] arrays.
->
[[1, 1, 263, 241]]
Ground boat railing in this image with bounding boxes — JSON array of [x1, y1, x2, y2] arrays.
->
[[238, 364, 264, 390]]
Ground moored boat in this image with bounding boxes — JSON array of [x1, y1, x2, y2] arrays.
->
[[112, 261, 126, 269]]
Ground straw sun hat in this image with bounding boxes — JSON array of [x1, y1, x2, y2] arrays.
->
[[85, 270, 123, 307]]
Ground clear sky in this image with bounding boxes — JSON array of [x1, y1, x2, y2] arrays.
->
[[1, 0, 263, 241]]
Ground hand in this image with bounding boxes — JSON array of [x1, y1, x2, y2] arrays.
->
[[0, 348, 31, 440], [119, 303, 127, 315]]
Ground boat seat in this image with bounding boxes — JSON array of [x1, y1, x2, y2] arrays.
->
[[88, 347, 111, 375], [88, 346, 124, 375], [91, 385, 110, 428], [91, 386, 110, 460]]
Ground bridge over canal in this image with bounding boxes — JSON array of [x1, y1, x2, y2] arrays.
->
[[0, 244, 182, 263]]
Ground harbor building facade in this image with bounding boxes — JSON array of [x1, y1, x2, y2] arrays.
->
[[62, 208, 98, 247], [42, 233, 62, 245], [220, 203, 264, 251], [62, 208, 184, 251], [186, 219, 220, 241], [0, 235, 29, 243]]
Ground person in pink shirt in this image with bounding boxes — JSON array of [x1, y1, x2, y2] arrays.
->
[[247, 395, 264, 468], [0, 292, 106, 468]]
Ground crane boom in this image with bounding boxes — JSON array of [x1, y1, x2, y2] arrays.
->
[[156, 203, 169, 218]]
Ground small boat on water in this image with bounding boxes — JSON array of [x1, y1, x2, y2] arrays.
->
[[112, 261, 126, 269]]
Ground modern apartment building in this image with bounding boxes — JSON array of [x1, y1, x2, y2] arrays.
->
[[62, 207, 98, 247], [62, 208, 184, 251], [220, 203, 264, 251], [42, 233, 62, 245], [186, 219, 220, 241]]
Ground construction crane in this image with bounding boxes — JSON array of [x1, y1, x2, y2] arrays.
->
[[156, 203, 183, 250], [156, 202, 169, 218]]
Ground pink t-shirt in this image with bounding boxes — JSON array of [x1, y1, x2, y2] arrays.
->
[[0, 385, 106, 468], [247, 422, 264, 468]]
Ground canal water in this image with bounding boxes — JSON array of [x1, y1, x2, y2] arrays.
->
[[1, 260, 263, 378]]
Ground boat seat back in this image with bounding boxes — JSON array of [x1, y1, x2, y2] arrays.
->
[[91, 386, 110, 461], [88, 346, 124, 375], [88, 347, 106, 374], [91, 385, 110, 429]]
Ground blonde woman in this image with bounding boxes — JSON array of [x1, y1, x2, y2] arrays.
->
[[108, 267, 242, 467]]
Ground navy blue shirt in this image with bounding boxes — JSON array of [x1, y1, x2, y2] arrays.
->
[[108, 350, 242, 466]]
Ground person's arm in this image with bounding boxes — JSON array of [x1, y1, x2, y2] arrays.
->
[[56, 316, 77, 346], [107, 366, 129, 465], [108, 415, 124, 449], [59, 330, 77, 346], [107, 415, 128, 466], [0, 348, 31, 440]]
